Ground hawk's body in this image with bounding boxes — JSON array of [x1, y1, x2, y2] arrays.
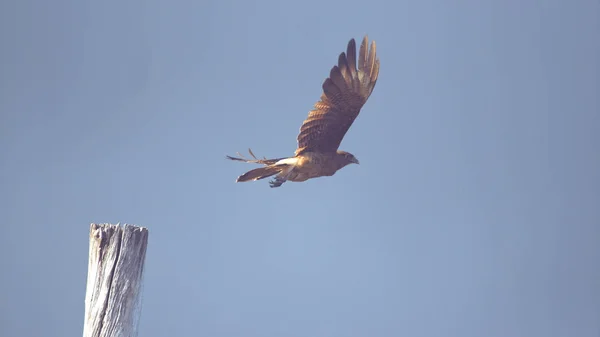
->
[[227, 36, 380, 188]]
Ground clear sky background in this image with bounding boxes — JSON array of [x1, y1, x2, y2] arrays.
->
[[1, 0, 599, 336]]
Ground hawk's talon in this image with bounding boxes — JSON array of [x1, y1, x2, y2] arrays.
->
[[269, 177, 286, 188]]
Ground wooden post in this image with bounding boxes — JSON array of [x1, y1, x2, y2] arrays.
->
[[83, 223, 149, 337]]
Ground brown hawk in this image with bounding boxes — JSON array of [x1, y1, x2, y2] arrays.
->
[[227, 36, 380, 188]]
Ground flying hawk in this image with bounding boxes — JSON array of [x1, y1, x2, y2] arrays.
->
[[227, 36, 380, 188]]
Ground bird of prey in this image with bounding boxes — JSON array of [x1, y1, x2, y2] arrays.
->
[[227, 36, 380, 188]]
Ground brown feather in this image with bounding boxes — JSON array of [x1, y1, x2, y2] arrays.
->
[[236, 165, 285, 182], [296, 36, 380, 156]]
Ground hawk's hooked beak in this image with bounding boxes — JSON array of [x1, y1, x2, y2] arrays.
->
[[352, 158, 360, 165]]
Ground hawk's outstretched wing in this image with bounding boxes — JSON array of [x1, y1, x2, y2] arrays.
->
[[295, 36, 380, 156]]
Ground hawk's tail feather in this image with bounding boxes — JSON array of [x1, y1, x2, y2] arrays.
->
[[236, 165, 286, 183], [226, 149, 286, 166]]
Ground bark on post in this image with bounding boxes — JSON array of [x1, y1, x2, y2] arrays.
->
[[83, 223, 149, 337]]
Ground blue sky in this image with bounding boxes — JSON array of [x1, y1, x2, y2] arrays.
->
[[1, 0, 599, 336]]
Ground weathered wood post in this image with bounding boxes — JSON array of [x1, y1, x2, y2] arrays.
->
[[83, 223, 149, 337]]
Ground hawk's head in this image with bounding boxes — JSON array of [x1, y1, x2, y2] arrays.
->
[[336, 150, 360, 167]]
